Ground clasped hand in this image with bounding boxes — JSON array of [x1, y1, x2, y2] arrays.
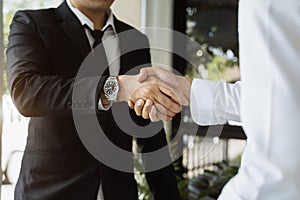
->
[[119, 67, 192, 122]]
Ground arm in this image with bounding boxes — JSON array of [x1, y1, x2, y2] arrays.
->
[[130, 67, 241, 125], [129, 67, 192, 121], [7, 11, 145, 117], [7, 11, 112, 117], [190, 79, 241, 125], [120, 75, 182, 121]]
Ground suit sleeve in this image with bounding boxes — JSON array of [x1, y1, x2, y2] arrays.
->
[[6, 11, 106, 117]]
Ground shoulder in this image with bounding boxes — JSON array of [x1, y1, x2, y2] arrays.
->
[[11, 8, 59, 39], [14, 8, 55, 20], [114, 17, 149, 42], [12, 8, 56, 28]]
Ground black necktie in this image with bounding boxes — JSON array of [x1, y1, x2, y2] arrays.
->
[[83, 24, 105, 48], [84, 24, 109, 75], [91, 29, 105, 48]]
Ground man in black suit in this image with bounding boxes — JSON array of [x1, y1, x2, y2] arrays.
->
[[6, 0, 181, 199]]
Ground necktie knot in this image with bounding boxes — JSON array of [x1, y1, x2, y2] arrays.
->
[[91, 30, 104, 47], [83, 24, 110, 75], [84, 24, 105, 48]]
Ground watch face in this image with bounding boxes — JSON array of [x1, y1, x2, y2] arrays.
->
[[104, 80, 117, 95]]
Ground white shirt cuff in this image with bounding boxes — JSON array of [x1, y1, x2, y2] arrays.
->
[[98, 99, 111, 111]]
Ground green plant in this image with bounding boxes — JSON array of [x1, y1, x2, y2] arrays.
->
[[187, 159, 240, 200], [206, 55, 238, 82], [185, 44, 240, 83], [177, 176, 190, 200], [133, 152, 152, 200], [135, 172, 152, 200], [134, 156, 240, 200]]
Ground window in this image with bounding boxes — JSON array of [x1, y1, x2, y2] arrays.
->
[[172, 0, 246, 180], [172, 0, 245, 139]]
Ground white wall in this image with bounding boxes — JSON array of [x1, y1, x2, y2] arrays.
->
[[112, 0, 174, 67], [111, 0, 142, 28], [141, 0, 174, 69]]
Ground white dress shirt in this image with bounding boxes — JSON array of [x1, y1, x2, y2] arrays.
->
[[67, 1, 121, 199], [190, 0, 300, 199], [67, 0, 120, 110]]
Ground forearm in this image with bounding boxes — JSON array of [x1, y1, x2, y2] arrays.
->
[[8, 73, 73, 116], [8, 72, 106, 117], [190, 79, 241, 125], [117, 75, 139, 102]]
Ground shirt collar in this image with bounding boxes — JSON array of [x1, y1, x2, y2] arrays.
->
[[66, 0, 116, 33]]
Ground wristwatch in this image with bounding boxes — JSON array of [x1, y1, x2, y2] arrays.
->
[[103, 76, 119, 102]]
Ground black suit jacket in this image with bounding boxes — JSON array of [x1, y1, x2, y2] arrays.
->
[[7, 1, 180, 200]]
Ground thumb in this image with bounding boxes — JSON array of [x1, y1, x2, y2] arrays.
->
[[137, 68, 149, 82], [137, 67, 159, 82]]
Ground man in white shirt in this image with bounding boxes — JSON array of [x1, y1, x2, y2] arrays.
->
[[130, 0, 300, 199]]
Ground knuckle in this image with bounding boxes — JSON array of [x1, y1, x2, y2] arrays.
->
[[165, 100, 172, 108], [143, 87, 152, 95], [143, 114, 149, 119]]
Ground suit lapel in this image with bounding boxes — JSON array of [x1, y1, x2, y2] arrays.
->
[[113, 17, 131, 75], [114, 17, 151, 75], [54, 1, 91, 57]]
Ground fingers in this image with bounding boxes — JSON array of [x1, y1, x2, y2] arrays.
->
[[130, 99, 173, 122], [142, 99, 153, 119], [149, 105, 172, 122], [157, 84, 182, 106], [146, 76, 188, 106], [138, 67, 175, 85], [153, 86, 182, 114], [132, 99, 160, 121], [149, 106, 159, 122], [156, 110, 172, 121], [138, 67, 149, 82], [129, 82, 183, 122], [128, 100, 134, 109], [138, 67, 189, 106], [130, 84, 181, 116], [155, 103, 176, 119], [138, 67, 165, 82], [134, 99, 145, 116], [155, 76, 189, 106]]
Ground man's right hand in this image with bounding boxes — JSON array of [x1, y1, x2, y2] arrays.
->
[[128, 67, 193, 122], [117, 74, 182, 121], [138, 67, 192, 106]]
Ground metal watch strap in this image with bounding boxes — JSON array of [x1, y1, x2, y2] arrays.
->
[[104, 76, 119, 102]]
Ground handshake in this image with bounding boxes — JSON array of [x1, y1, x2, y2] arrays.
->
[[116, 67, 193, 122]]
